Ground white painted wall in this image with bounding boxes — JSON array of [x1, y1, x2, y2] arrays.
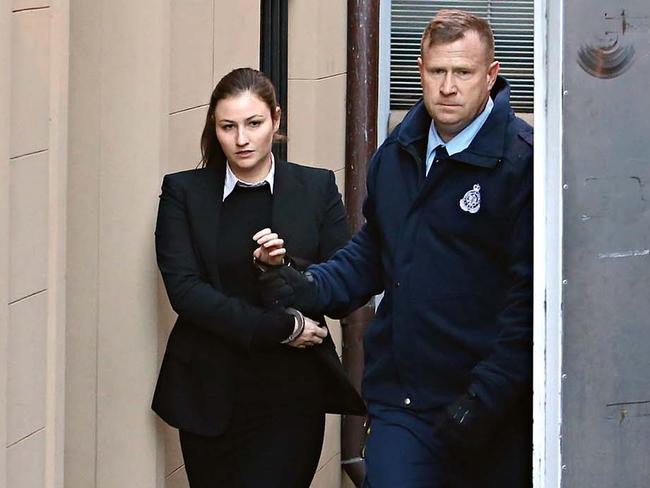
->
[[533, 0, 564, 486]]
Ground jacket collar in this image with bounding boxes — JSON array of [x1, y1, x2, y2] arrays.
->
[[270, 159, 306, 241], [395, 76, 513, 169], [189, 159, 305, 285], [223, 154, 276, 201], [195, 156, 295, 196]]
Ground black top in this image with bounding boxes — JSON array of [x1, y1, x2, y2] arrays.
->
[[217, 183, 322, 412]]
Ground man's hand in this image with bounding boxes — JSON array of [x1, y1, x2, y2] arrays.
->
[[258, 265, 320, 314], [433, 391, 496, 455]]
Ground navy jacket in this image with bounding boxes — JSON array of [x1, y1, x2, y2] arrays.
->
[[309, 77, 533, 416]]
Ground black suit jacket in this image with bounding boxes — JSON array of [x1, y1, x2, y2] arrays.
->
[[153, 160, 366, 436]]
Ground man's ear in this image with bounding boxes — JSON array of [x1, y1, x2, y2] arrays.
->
[[418, 56, 427, 89], [487, 60, 500, 90]]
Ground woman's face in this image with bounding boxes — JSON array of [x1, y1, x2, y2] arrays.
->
[[214, 91, 280, 182]]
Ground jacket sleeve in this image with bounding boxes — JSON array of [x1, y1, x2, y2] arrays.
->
[[307, 153, 385, 318], [155, 175, 293, 349], [470, 147, 534, 416]]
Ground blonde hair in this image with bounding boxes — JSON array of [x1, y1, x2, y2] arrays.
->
[[421, 10, 495, 62]]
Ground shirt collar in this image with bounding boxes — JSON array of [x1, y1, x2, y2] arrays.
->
[[223, 154, 275, 201], [426, 96, 494, 162]]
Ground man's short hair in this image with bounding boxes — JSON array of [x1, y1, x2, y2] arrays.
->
[[420, 9, 495, 62]]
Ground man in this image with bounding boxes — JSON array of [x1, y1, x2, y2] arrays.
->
[[258, 10, 533, 487]]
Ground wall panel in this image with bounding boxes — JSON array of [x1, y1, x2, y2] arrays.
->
[[10, 7, 49, 159], [561, 1, 650, 485], [7, 430, 46, 488], [288, 75, 347, 171], [212, 0, 260, 82], [288, 0, 347, 80], [8, 151, 49, 302], [165, 466, 188, 488], [66, 1, 167, 487], [311, 453, 342, 488], [5, 2, 66, 486], [170, 0, 213, 113], [13, 0, 49, 10], [94, 1, 167, 486], [168, 106, 207, 174], [7, 292, 48, 445], [0, 1, 12, 485], [65, 0, 101, 484]]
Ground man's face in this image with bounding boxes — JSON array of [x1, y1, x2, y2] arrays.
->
[[418, 31, 499, 142]]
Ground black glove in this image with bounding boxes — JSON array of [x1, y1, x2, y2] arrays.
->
[[433, 391, 496, 455], [258, 265, 320, 314]]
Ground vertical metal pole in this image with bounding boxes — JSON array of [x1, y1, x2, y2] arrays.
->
[[342, 1, 379, 485], [345, 0, 379, 232]]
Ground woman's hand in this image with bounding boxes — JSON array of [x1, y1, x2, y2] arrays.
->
[[253, 228, 286, 266], [287, 316, 328, 349]]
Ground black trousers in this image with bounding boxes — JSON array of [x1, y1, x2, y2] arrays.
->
[[179, 409, 325, 488]]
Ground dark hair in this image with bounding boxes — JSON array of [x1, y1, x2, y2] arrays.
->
[[200, 68, 281, 167], [420, 10, 495, 62]]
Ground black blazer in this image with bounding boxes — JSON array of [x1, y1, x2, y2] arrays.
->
[[153, 160, 366, 436]]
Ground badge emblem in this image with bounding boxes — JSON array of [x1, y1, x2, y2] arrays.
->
[[460, 184, 481, 214]]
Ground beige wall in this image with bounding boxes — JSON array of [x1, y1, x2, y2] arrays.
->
[[1, 1, 68, 487], [1, 3, 10, 486], [0, 0, 351, 487], [67, 0, 168, 486], [287, 0, 348, 197]]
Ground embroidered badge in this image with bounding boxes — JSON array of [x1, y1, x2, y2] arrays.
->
[[460, 184, 481, 214]]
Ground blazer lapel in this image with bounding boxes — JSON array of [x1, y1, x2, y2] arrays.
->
[[271, 160, 306, 248], [190, 160, 308, 287], [188, 164, 225, 288]]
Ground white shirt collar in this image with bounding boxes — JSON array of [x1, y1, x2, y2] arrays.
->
[[425, 96, 494, 175], [223, 154, 275, 201]]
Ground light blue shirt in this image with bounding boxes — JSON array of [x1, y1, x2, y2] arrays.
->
[[425, 97, 494, 176]]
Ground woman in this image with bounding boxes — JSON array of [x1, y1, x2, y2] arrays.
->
[[153, 68, 365, 487]]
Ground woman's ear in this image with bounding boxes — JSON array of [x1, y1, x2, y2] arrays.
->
[[273, 106, 282, 131]]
